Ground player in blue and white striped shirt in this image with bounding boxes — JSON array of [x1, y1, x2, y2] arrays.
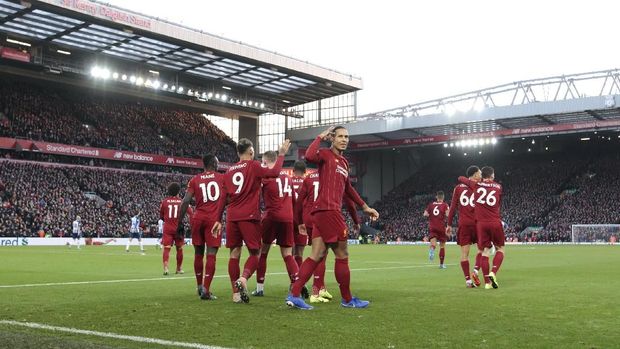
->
[[125, 212, 145, 254], [70, 216, 82, 249]]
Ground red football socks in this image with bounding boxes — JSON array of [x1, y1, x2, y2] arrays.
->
[[203, 254, 216, 291], [257, 253, 268, 283], [439, 247, 445, 264], [163, 247, 170, 268], [492, 251, 504, 274], [193, 254, 203, 285], [242, 255, 259, 280], [460, 260, 470, 280], [228, 257, 240, 292], [284, 255, 300, 283], [291, 258, 318, 297], [313, 257, 327, 294], [335, 258, 352, 303], [175, 247, 183, 271], [481, 256, 491, 284], [475, 252, 482, 271]]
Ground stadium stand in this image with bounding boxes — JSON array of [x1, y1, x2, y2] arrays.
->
[[0, 78, 238, 163]]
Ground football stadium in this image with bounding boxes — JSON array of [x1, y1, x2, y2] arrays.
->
[[0, 1, 619, 348]]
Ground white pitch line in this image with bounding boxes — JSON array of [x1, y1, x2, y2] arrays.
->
[[0, 264, 454, 289], [0, 320, 231, 349]]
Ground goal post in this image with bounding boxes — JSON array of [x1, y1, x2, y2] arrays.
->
[[571, 224, 620, 244]]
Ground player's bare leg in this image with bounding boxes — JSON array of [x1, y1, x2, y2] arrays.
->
[[201, 246, 219, 300], [286, 236, 327, 310], [329, 240, 369, 308], [235, 247, 260, 304], [253, 242, 271, 296], [429, 237, 437, 262], [193, 245, 205, 294], [439, 241, 447, 269], [228, 247, 243, 302], [489, 246, 504, 288], [162, 245, 171, 275], [460, 244, 475, 287]]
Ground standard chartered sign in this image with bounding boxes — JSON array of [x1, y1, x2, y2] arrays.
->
[[0, 237, 28, 246]]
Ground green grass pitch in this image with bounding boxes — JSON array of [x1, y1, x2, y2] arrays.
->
[[0, 245, 618, 349]]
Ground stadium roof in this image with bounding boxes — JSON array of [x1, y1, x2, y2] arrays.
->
[[0, 0, 361, 111], [289, 68, 620, 149]]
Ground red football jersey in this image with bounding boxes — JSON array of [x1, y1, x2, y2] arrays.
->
[[225, 157, 283, 221], [291, 175, 305, 201], [187, 170, 226, 222], [305, 137, 364, 213], [458, 177, 503, 223], [262, 171, 294, 222], [426, 201, 449, 231], [447, 183, 476, 226], [159, 196, 193, 233]]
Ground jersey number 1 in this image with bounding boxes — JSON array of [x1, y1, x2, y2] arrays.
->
[[168, 204, 178, 219]]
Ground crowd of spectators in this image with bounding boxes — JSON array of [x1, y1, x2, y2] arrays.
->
[[0, 78, 237, 162]]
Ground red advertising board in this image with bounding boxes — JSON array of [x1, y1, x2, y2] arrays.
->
[[0, 47, 31, 63]]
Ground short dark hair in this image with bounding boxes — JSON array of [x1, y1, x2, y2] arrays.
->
[[332, 125, 346, 133], [466, 165, 480, 177], [202, 154, 218, 170], [237, 138, 253, 155], [263, 150, 277, 163], [167, 182, 181, 196], [293, 160, 306, 174], [436, 191, 445, 197], [481, 166, 494, 179]]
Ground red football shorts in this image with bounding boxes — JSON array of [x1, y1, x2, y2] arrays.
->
[[162, 230, 184, 248], [191, 218, 222, 248], [457, 224, 477, 246], [476, 221, 505, 250], [312, 210, 348, 244], [293, 223, 308, 246], [261, 217, 294, 247], [429, 227, 447, 243], [225, 220, 261, 250]]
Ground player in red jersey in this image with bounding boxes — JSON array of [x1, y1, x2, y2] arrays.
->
[[287, 126, 379, 310], [424, 191, 450, 269], [224, 138, 291, 303], [447, 165, 483, 287], [178, 154, 226, 300], [458, 166, 505, 289], [290, 160, 307, 268], [252, 151, 300, 297], [295, 170, 361, 303], [160, 183, 192, 276]]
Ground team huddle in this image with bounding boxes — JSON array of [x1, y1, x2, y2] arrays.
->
[[158, 126, 380, 309], [425, 165, 506, 289]]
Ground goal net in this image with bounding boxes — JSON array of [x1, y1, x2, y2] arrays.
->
[[571, 224, 620, 244]]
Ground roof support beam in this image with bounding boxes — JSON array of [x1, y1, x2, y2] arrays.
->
[[586, 110, 605, 121]]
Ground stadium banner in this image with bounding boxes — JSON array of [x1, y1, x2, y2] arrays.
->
[[47, 0, 153, 29], [349, 119, 620, 149], [0, 47, 31, 63], [0, 237, 201, 246], [0, 137, 233, 170]]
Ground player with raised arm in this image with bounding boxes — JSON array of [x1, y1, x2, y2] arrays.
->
[[70, 216, 82, 249], [178, 154, 226, 300], [447, 166, 482, 287], [458, 166, 505, 289], [287, 126, 379, 310], [296, 171, 362, 303], [224, 138, 291, 303], [126, 212, 145, 254], [252, 151, 300, 297], [160, 183, 191, 275], [424, 191, 450, 269]]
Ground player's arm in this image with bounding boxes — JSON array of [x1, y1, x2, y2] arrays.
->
[[177, 183, 195, 237], [305, 127, 333, 163], [343, 194, 361, 232], [295, 179, 309, 235], [423, 206, 429, 217], [458, 176, 476, 190], [446, 193, 457, 236], [212, 178, 228, 237], [345, 178, 379, 221], [256, 139, 291, 178]]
